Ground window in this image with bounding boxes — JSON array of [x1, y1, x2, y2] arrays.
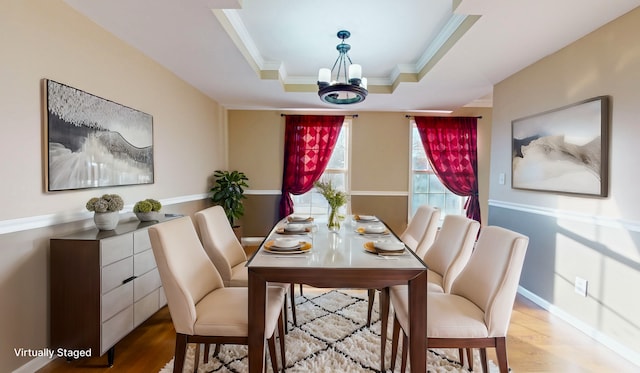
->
[[410, 121, 464, 220], [292, 120, 350, 216]]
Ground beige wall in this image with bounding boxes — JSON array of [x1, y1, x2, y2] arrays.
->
[[489, 6, 640, 364], [228, 107, 492, 236], [0, 1, 224, 371]]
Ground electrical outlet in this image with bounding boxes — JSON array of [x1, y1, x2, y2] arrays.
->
[[498, 173, 505, 185], [575, 276, 588, 297]]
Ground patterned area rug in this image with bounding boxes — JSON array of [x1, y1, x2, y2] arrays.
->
[[160, 289, 499, 373]]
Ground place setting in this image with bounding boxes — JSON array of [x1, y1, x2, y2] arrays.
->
[[262, 237, 312, 255], [363, 239, 407, 257], [355, 223, 390, 237], [275, 222, 313, 235]]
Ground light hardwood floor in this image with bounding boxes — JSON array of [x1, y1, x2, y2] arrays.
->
[[37, 289, 638, 373]]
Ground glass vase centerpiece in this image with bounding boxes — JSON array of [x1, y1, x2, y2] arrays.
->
[[86, 194, 124, 230], [314, 180, 348, 232]]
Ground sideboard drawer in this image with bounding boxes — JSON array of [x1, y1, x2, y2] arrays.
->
[[101, 235, 133, 266], [102, 282, 133, 323], [133, 229, 152, 254], [101, 305, 133, 355], [101, 257, 133, 294], [134, 249, 156, 277], [134, 268, 160, 301], [134, 290, 159, 327]]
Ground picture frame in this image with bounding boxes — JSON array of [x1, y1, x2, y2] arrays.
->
[[511, 96, 609, 197], [43, 79, 154, 191]]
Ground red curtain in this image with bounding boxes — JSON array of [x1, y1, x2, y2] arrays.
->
[[279, 115, 345, 218], [414, 116, 481, 223]]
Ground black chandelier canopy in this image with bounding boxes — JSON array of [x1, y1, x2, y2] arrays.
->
[[317, 30, 368, 105]]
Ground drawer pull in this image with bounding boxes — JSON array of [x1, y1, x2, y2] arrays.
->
[[122, 276, 137, 284]]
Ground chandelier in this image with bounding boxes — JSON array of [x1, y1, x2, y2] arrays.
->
[[317, 30, 368, 105]]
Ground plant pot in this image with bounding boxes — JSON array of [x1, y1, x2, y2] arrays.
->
[[135, 211, 161, 222], [94, 211, 119, 230]]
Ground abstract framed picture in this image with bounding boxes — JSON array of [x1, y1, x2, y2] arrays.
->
[[511, 96, 609, 197], [43, 79, 154, 191]]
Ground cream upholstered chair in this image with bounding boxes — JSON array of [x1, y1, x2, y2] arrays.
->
[[401, 204, 441, 258], [366, 205, 440, 327], [148, 217, 286, 373], [194, 206, 297, 327], [422, 214, 480, 293], [390, 226, 529, 373], [381, 214, 479, 369]]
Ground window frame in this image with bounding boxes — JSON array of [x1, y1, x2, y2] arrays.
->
[[408, 119, 465, 221], [291, 119, 351, 217]]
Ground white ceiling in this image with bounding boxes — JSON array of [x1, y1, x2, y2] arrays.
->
[[64, 0, 639, 112]]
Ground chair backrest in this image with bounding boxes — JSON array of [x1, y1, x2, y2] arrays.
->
[[148, 216, 225, 335], [422, 215, 480, 292], [401, 205, 440, 256], [451, 226, 529, 337], [194, 205, 247, 286]]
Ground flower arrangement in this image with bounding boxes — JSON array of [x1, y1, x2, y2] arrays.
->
[[86, 194, 124, 213], [314, 180, 348, 209], [314, 180, 348, 231], [133, 198, 162, 213]]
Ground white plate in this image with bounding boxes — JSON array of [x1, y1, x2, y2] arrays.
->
[[357, 215, 378, 221], [289, 215, 312, 222]]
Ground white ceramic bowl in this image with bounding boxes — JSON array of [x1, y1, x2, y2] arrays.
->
[[374, 241, 405, 252], [285, 223, 305, 232], [358, 215, 376, 221], [365, 224, 385, 233], [274, 238, 300, 248]]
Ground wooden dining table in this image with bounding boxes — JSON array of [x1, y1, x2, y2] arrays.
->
[[247, 216, 428, 372]]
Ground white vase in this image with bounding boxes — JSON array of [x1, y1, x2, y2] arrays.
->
[[94, 211, 119, 230]]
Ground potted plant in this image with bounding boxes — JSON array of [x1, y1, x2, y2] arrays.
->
[[86, 194, 124, 230], [133, 198, 162, 222], [210, 170, 249, 230]]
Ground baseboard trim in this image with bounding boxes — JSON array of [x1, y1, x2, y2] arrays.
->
[[13, 356, 55, 373], [517, 286, 640, 367]]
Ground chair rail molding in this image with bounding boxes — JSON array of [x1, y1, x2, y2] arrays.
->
[[489, 199, 640, 232]]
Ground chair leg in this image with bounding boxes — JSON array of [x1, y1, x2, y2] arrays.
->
[[290, 284, 297, 327], [298, 283, 303, 296], [467, 348, 474, 370], [267, 335, 278, 373], [193, 343, 200, 373], [366, 288, 376, 327], [213, 344, 221, 357], [203, 344, 210, 363], [283, 296, 289, 334], [480, 347, 489, 373], [390, 315, 401, 372], [173, 334, 188, 373], [379, 287, 390, 372], [278, 310, 286, 372], [400, 332, 408, 373], [495, 337, 509, 373]]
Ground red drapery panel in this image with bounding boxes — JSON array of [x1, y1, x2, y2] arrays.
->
[[414, 116, 481, 223], [279, 115, 345, 218]]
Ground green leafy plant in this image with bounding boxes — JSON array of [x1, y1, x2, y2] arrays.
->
[[133, 199, 162, 213], [210, 170, 249, 227], [86, 194, 124, 213], [314, 180, 348, 209]]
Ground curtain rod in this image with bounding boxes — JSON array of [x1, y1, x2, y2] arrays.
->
[[405, 114, 482, 119], [281, 113, 358, 118]]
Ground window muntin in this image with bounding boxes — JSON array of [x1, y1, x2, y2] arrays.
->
[[410, 122, 464, 219]]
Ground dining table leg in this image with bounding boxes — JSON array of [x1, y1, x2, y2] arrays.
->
[[408, 270, 428, 373], [248, 269, 266, 373]]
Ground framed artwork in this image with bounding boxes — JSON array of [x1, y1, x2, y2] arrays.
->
[[511, 96, 609, 197], [43, 79, 154, 191]]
